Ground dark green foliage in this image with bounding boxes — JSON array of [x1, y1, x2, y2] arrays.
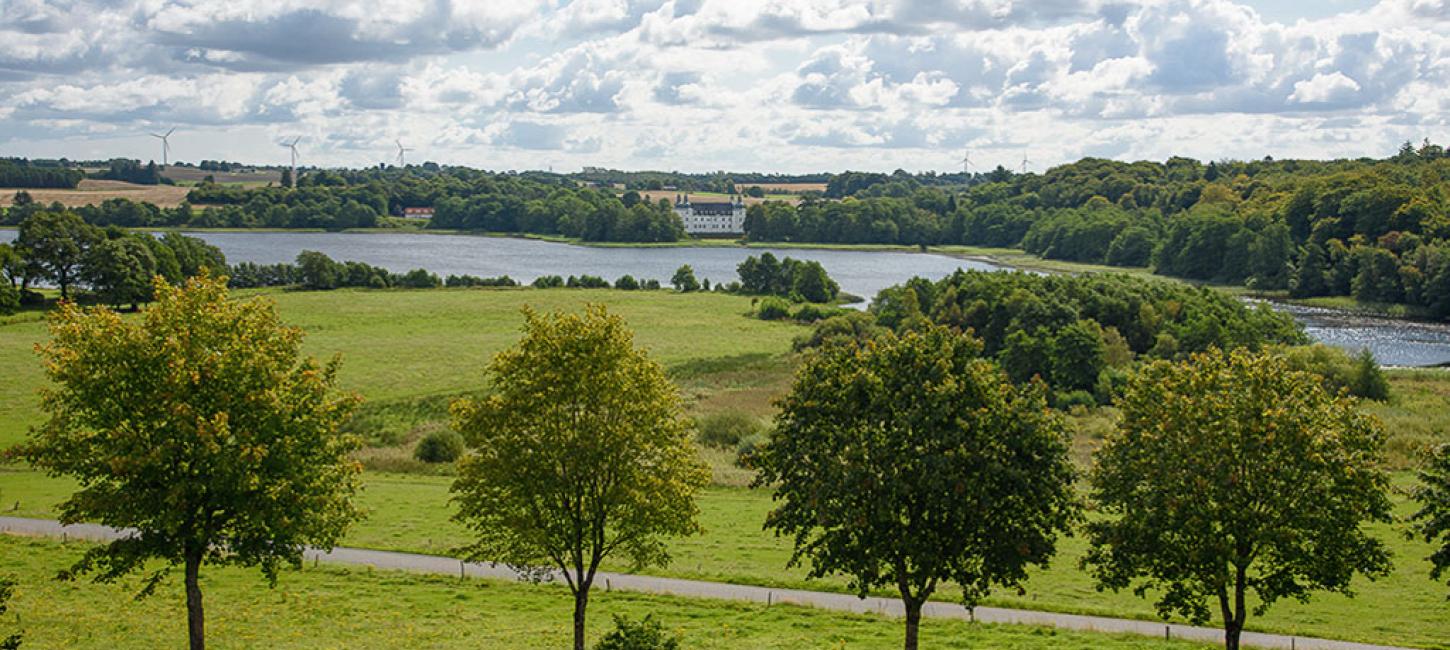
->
[[83, 235, 156, 309], [1411, 443, 1450, 593], [1349, 348, 1390, 401], [592, 615, 680, 650], [413, 429, 465, 464], [754, 324, 1078, 650], [614, 275, 640, 290], [670, 265, 699, 292], [755, 297, 791, 320], [16, 211, 100, 300], [0, 282, 17, 315], [532, 275, 565, 288], [444, 274, 518, 288], [695, 412, 762, 449], [566, 275, 609, 289], [848, 270, 1305, 394], [791, 311, 883, 351], [93, 159, 167, 185], [735, 253, 839, 303], [0, 158, 83, 188], [398, 269, 442, 289], [791, 303, 839, 322]]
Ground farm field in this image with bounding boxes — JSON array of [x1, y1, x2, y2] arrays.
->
[[0, 179, 191, 208], [0, 536, 1205, 650], [735, 181, 828, 193], [1, 287, 1448, 647], [631, 189, 786, 206], [161, 166, 281, 185]]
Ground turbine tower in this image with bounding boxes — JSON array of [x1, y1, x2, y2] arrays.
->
[[395, 139, 413, 167], [281, 137, 300, 187], [1020, 151, 1032, 174], [150, 128, 175, 166], [960, 149, 971, 175]]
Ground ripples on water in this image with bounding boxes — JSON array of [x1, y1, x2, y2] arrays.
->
[[5, 229, 1450, 366]]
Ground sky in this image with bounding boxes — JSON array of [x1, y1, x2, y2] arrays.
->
[[1, 0, 1446, 173]]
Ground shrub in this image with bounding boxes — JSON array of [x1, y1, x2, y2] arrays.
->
[[399, 268, 442, 288], [413, 429, 465, 463], [696, 412, 761, 449], [532, 275, 564, 288], [1052, 389, 1097, 410], [734, 433, 767, 469], [615, 275, 640, 290], [566, 274, 609, 288], [1349, 348, 1390, 401], [0, 283, 17, 315], [792, 303, 838, 323], [756, 296, 791, 320], [642, 279, 662, 290], [18, 289, 44, 306], [593, 615, 679, 650]]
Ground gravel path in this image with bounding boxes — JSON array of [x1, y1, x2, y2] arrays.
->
[[0, 516, 1414, 650]]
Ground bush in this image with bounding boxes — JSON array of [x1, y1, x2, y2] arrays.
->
[[0, 283, 17, 315], [18, 289, 44, 306], [1052, 389, 1097, 410], [1349, 347, 1390, 401], [532, 275, 564, 288], [696, 412, 761, 449], [756, 296, 791, 320], [413, 429, 465, 463], [615, 275, 640, 290], [566, 274, 609, 288], [593, 615, 679, 650], [792, 303, 838, 323], [399, 268, 442, 288]]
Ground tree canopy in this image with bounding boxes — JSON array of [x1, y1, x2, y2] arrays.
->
[[1084, 349, 1393, 650], [17, 273, 363, 650], [450, 305, 709, 650], [754, 324, 1078, 650]]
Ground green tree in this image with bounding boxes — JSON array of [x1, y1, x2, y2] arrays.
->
[[1411, 443, 1450, 594], [17, 274, 363, 650], [450, 306, 709, 650], [1349, 348, 1389, 401], [16, 211, 99, 300], [754, 325, 1078, 650], [83, 236, 157, 310], [0, 243, 22, 288], [670, 264, 700, 292], [791, 259, 838, 303], [1084, 349, 1393, 650], [1051, 319, 1106, 392], [297, 250, 341, 290]]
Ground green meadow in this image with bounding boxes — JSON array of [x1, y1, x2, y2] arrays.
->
[[0, 536, 1208, 650], [1, 287, 1448, 647]]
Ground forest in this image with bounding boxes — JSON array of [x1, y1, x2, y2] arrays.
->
[[744, 141, 1450, 319]]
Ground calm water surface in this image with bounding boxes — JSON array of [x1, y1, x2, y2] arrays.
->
[[5, 229, 1449, 366]]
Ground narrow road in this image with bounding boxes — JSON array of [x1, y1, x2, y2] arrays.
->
[[0, 516, 1414, 650]]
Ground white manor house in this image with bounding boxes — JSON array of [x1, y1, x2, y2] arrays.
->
[[673, 194, 746, 235]]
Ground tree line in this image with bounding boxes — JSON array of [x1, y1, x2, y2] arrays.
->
[[0, 210, 224, 313], [796, 270, 1394, 405], [9, 277, 1448, 650], [0, 159, 84, 188], [742, 142, 1450, 319]]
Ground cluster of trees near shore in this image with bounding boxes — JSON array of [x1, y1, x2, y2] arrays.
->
[[0, 211, 225, 313], [745, 141, 1450, 319], [9, 272, 1449, 650]]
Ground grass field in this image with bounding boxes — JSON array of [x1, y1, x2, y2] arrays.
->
[[0, 536, 1206, 650], [1, 287, 1447, 646], [161, 166, 281, 186], [0, 179, 192, 208]]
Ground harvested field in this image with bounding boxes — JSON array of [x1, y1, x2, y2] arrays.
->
[[736, 182, 827, 193], [162, 166, 281, 185], [632, 190, 778, 206], [0, 179, 191, 208]]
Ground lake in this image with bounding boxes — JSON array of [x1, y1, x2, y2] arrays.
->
[[5, 229, 1450, 366]]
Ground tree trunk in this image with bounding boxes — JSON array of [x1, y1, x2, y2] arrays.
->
[[903, 598, 923, 650], [572, 588, 589, 650], [184, 552, 205, 650]]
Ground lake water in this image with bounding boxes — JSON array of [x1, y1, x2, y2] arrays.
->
[[5, 229, 1450, 366]]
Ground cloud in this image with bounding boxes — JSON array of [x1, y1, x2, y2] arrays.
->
[[2, 0, 1449, 171]]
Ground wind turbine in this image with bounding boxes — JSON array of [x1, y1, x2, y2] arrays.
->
[[395, 139, 413, 167], [281, 137, 300, 187], [960, 149, 971, 175], [150, 128, 175, 166], [1020, 151, 1032, 174]]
